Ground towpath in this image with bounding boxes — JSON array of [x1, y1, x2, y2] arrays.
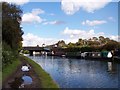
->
[[2, 56, 41, 89]]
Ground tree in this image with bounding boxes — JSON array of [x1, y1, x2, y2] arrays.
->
[[92, 37, 98, 41], [88, 40, 100, 46], [118, 42, 120, 48], [42, 44, 45, 47], [67, 42, 75, 47], [99, 36, 106, 45], [78, 38, 84, 45], [102, 40, 118, 51], [2, 2, 23, 67], [76, 38, 85, 46], [2, 2, 23, 50], [57, 40, 66, 47], [105, 37, 110, 42]]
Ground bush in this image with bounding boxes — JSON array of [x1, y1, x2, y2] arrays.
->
[[22, 50, 29, 54], [2, 42, 18, 68], [80, 46, 93, 52]]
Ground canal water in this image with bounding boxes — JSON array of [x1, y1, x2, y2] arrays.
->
[[28, 55, 120, 88]]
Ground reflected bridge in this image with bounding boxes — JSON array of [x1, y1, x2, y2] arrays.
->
[[23, 46, 50, 56]]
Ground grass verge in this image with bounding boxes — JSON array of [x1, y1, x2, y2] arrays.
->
[[2, 59, 21, 82], [21, 55, 59, 88]]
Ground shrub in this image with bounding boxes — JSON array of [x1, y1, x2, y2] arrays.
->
[[2, 42, 18, 68]]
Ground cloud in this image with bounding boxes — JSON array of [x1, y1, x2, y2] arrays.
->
[[108, 16, 115, 22], [22, 33, 83, 46], [82, 20, 107, 26], [31, 9, 45, 15], [64, 38, 79, 44], [63, 27, 105, 39], [109, 35, 120, 41], [23, 32, 83, 46], [63, 27, 119, 42], [49, 13, 55, 16], [22, 9, 45, 23], [0, 0, 29, 5], [43, 20, 65, 25], [22, 33, 58, 46], [61, 0, 111, 15], [22, 33, 119, 47]]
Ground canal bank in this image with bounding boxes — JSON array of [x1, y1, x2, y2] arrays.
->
[[29, 55, 120, 88], [2, 55, 59, 89], [50, 51, 120, 62]]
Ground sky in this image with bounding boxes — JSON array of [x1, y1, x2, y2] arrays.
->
[[1, 0, 119, 46]]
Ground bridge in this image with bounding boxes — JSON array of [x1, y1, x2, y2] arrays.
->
[[23, 46, 50, 56]]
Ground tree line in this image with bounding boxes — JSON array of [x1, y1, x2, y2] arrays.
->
[[2, 2, 23, 67], [54, 36, 120, 52]]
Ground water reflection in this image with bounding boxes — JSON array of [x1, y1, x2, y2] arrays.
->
[[28, 55, 119, 88], [107, 62, 117, 73], [8, 75, 33, 89], [22, 75, 32, 85]]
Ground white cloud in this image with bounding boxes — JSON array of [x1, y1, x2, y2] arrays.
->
[[22, 33, 81, 46], [43, 20, 65, 25], [22, 13, 43, 23], [82, 20, 107, 26], [22, 9, 44, 23], [109, 35, 119, 41], [108, 16, 115, 22], [63, 27, 105, 39], [22, 33, 58, 46], [22, 33, 119, 47], [49, 13, 55, 16], [61, 0, 111, 15], [64, 38, 79, 44], [0, 0, 29, 5], [31, 9, 45, 15], [63, 27, 119, 42]]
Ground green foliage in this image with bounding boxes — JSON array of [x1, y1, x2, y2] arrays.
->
[[64, 47, 81, 52], [2, 2, 23, 50], [2, 2, 23, 67], [102, 40, 118, 51], [76, 38, 86, 46], [57, 40, 66, 47], [22, 50, 29, 54], [67, 42, 76, 47], [2, 58, 21, 82], [64, 36, 119, 52], [2, 42, 18, 68], [87, 40, 100, 46], [118, 42, 120, 48], [80, 46, 93, 52]]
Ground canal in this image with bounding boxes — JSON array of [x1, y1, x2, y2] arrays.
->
[[28, 55, 120, 88]]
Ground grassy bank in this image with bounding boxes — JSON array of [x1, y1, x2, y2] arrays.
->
[[2, 59, 21, 82], [21, 55, 59, 88]]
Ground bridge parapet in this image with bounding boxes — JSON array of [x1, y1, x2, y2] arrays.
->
[[22, 47, 51, 56], [23, 47, 44, 51]]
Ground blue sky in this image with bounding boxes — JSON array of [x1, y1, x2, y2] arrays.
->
[[8, 1, 119, 46]]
